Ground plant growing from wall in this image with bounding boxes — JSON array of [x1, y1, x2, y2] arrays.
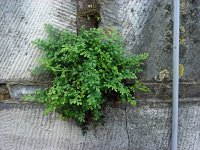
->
[[76, 0, 100, 31], [26, 24, 148, 133]]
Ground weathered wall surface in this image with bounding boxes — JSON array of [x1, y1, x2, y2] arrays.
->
[[1, 99, 200, 150], [100, 0, 200, 81], [183, 0, 200, 80], [0, 0, 76, 82], [0, 0, 200, 150]]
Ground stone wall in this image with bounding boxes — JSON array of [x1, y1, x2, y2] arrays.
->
[[100, 0, 200, 81], [0, 0, 76, 82], [0, 0, 200, 150], [1, 99, 200, 150]]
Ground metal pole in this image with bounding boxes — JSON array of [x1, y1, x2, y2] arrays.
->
[[172, 0, 180, 150]]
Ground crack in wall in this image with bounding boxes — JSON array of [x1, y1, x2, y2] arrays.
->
[[125, 104, 130, 150]]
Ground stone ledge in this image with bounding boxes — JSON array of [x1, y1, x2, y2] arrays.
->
[[135, 81, 200, 100], [7, 82, 49, 100], [1, 80, 200, 101]]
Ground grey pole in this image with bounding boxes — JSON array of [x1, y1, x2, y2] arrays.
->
[[172, 0, 180, 150]]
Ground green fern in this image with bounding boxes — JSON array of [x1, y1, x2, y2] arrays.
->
[[28, 25, 149, 133]]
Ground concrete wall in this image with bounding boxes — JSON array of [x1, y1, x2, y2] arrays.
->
[[1, 99, 200, 150], [0, 0, 76, 82], [0, 0, 200, 150], [100, 0, 200, 81]]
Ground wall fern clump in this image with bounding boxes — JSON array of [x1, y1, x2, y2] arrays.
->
[[28, 25, 148, 133]]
